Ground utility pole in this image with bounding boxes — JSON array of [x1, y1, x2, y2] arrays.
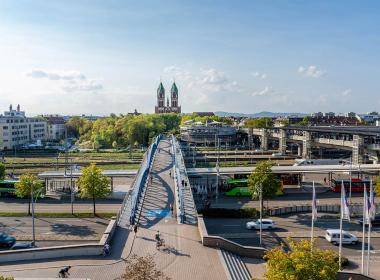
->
[[31, 184, 35, 247], [259, 182, 263, 246], [216, 138, 220, 201], [70, 158, 74, 215], [64, 127, 68, 176]]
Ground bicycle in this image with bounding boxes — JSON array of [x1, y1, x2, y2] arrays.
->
[[156, 238, 165, 250]]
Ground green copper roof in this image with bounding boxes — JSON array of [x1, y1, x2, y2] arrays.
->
[[157, 82, 165, 97], [171, 82, 178, 96]]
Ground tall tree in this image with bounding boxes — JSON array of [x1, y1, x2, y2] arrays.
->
[[0, 163, 5, 180], [264, 239, 339, 280], [77, 164, 110, 216], [245, 117, 273, 128], [117, 254, 171, 280], [248, 161, 281, 210], [15, 174, 44, 215]]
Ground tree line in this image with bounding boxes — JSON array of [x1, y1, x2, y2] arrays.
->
[[66, 113, 232, 149]]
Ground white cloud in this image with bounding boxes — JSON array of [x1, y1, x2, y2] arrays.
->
[[27, 69, 86, 80], [341, 89, 352, 97], [251, 71, 267, 80], [62, 80, 103, 92], [252, 86, 274, 96], [26, 69, 102, 92], [298, 65, 325, 78]]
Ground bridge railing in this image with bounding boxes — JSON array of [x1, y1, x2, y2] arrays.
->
[[172, 135, 197, 224], [117, 135, 162, 226]]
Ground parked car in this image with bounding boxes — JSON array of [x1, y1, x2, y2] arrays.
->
[[0, 233, 16, 248], [246, 219, 276, 230], [325, 229, 358, 245], [359, 215, 380, 226], [10, 242, 33, 250]]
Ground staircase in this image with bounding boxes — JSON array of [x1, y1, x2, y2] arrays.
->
[[220, 249, 251, 280]]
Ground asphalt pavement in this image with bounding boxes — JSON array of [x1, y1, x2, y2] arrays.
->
[[204, 214, 380, 257], [0, 198, 121, 213], [0, 217, 108, 243]]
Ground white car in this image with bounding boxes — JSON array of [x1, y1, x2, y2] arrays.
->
[[325, 229, 358, 245], [246, 219, 276, 230]]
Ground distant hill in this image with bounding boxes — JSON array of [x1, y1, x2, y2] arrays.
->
[[214, 111, 309, 118]]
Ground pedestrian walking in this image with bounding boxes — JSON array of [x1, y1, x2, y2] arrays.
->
[[133, 224, 138, 235], [170, 203, 174, 216]]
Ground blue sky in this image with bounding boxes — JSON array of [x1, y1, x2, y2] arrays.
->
[[0, 0, 379, 115]]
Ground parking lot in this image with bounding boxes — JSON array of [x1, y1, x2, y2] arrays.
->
[[204, 214, 380, 257]]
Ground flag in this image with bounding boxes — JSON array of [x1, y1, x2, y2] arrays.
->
[[369, 180, 376, 221], [364, 184, 371, 224], [341, 180, 350, 221], [312, 181, 317, 220]]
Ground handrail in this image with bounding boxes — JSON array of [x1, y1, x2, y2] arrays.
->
[[118, 135, 162, 226]]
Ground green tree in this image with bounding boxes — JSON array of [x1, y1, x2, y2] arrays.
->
[[375, 172, 380, 196], [295, 116, 312, 126], [77, 164, 111, 216], [248, 161, 281, 210], [15, 174, 44, 215], [117, 254, 171, 280], [245, 117, 273, 128], [264, 239, 339, 280], [0, 163, 5, 180]]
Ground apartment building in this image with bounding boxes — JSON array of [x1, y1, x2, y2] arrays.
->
[[44, 115, 66, 140], [0, 104, 47, 150]]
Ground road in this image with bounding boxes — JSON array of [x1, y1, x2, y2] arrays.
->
[[204, 214, 380, 258], [0, 198, 121, 213], [0, 217, 107, 242]]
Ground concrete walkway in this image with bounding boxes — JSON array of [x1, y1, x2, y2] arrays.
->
[[0, 138, 227, 280]]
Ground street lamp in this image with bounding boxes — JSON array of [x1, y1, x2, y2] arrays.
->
[[31, 185, 44, 247], [259, 182, 263, 246], [216, 138, 220, 201]]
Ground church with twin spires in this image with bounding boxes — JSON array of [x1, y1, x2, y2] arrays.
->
[[154, 82, 181, 114]]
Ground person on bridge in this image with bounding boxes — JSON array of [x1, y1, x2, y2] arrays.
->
[[133, 224, 138, 235], [58, 266, 71, 278], [155, 231, 161, 242]]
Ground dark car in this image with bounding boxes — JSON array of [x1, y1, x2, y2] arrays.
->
[[10, 242, 33, 250], [359, 216, 380, 226], [0, 233, 16, 248]]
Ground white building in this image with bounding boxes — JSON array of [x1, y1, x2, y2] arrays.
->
[[0, 105, 47, 150], [44, 115, 66, 140]]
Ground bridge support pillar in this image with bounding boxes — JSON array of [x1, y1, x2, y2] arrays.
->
[[279, 129, 287, 154], [260, 129, 268, 151], [302, 131, 312, 159], [352, 134, 364, 165], [248, 128, 254, 149]]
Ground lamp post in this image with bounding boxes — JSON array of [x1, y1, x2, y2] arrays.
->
[[259, 182, 263, 246], [216, 138, 220, 201], [31, 186, 44, 247]]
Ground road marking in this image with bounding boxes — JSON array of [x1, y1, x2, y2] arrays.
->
[[145, 209, 170, 218]]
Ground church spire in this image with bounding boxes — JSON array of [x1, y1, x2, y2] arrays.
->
[[157, 82, 165, 98]]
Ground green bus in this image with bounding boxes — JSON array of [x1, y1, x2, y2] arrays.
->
[[0, 179, 19, 197], [224, 178, 252, 197]]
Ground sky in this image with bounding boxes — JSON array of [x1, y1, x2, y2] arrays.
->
[[0, 0, 379, 116]]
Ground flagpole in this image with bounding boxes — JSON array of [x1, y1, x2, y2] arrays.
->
[[361, 184, 367, 274], [311, 180, 316, 251], [338, 179, 344, 271], [367, 179, 373, 276]]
